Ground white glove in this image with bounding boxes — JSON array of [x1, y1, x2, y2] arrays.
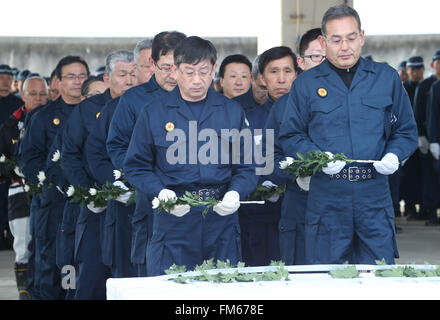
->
[[87, 201, 106, 213], [113, 181, 133, 204], [296, 176, 311, 191], [322, 152, 346, 175], [157, 188, 190, 217], [430, 143, 440, 160], [213, 190, 240, 216], [373, 153, 399, 175], [418, 136, 429, 154]]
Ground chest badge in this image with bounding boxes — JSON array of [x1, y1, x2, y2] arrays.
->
[[96, 112, 101, 119], [317, 88, 328, 97], [53, 118, 60, 126], [165, 122, 175, 132]]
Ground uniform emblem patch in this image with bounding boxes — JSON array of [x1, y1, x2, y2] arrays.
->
[[165, 122, 175, 132], [53, 118, 60, 125], [317, 88, 327, 97], [96, 112, 101, 119]]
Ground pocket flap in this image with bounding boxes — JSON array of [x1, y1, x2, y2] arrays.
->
[[361, 96, 392, 109], [311, 100, 342, 114]]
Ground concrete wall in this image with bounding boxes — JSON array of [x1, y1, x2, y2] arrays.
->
[[363, 34, 440, 76], [0, 36, 257, 77], [281, 0, 353, 50]]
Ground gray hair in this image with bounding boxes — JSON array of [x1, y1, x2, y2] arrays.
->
[[105, 50, 135, 77], [23, 76, 49, 94], [134, 38, 153, 64], [252, 55, 261, 79], [321, 4, 362, 37]]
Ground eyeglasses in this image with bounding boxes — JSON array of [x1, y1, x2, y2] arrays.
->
[[62, 73, 88, 81], [154, 62, 173, 74], [178, 66, 212, 78], [324, 33, 360, 46], [302, 54, 326, 62], [25, 92, 48, 97]]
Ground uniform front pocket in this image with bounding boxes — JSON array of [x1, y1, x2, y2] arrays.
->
[[309, 100, 344, 139]]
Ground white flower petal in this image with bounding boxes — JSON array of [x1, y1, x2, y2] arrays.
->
[[152, 197, 160, 209]]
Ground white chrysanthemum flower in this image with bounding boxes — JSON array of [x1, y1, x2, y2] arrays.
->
[[67, 185, 75, 197], [152, 197, 160, 209], [113, 170, 122, 180], [37, 171, 46, 183], [89, 188, 97, 196], [51, 150, 61, 162], [24, 185, 30, 192], [279, 157, 294, 170], [0, 154, 6, 163]]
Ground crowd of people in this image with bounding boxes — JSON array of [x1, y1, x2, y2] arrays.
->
[[0, 4, 435, 300]]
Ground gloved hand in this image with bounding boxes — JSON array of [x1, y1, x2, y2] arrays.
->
[[213, 190, 240, 216], [261, 180, 279, 202], [373, 153, 399, 175], [157, 188, 190, 217], [87, 201, 106, 213], [113, 181, 133, 204], [322, 152, 346, 175], [418, 136, 429, 154], [296, 176, 311, 191], [430, 143, 440, 160]]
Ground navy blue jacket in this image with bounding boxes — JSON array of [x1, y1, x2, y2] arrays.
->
[[123, 87, 258, 200], [61, 90, 112, 188], [107, 76, 167, 170], [19, 97, 76, 185]]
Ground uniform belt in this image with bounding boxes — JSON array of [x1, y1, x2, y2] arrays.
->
[[329, 165, 375, 182], [175, 185, 227, 201]]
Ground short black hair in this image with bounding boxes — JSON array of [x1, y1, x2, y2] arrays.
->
[[55, 55, 90, 80], [299, 28, 322, 57], [258, 46, 298, 74], [81, 75, 104, 97], [151, 31, 187, 63], [321, 4, 362, 37], [173, 36, 217, 67], [218, 54, 252, 78]]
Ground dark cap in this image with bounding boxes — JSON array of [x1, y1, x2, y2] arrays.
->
[[407, 56, 424, 68], [16, 69, 31, 81], [432, 50, 440, 62], [397, 60, 407, 71], [0, 64, 13, 75]]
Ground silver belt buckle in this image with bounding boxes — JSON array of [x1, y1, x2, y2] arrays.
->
[[348, 166, 360, 182]]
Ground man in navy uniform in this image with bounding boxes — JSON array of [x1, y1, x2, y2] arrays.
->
[[279, 4, 418, 265], [401, 56, 426, 219], [218, 54, 253, 99], [234, 55, 267, 116], [19, 56, 89, 299], [266, 28, 326, 266], [106, 31, 186, 277], [61, 50, 137, 299], [124, 36, 258, 276], [0, 64, 23, 250], [0, 76, 48, 299], [238, 46, 298, 267], [413, 50, 440, 225]]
